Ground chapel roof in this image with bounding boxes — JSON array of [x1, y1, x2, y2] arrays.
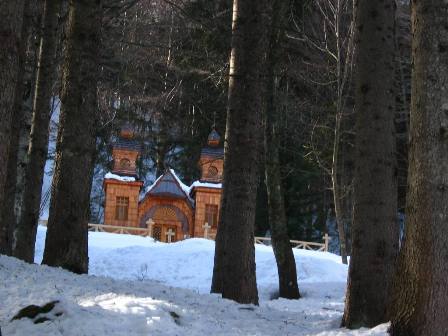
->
[[208, 129, 220, 144], [114, 137, 141, 152], [142, 169, 193, 207], [200, 146, 224, 158]]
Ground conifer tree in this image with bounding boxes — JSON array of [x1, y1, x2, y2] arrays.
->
[[14, 0, 62, 263], [211, 0, 269, 304], [390, 1, 448, 334], [0, 1, 26, 254], [42, 0, 102, 274], [264, 0, 300, 300], [342, 0, 398, 328]]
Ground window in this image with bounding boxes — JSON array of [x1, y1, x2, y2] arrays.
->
[[120, 158, 131, 169], [205, 204, 219, 228], [207, 165, 218, 177], [115, 196, 129, 220], [152, 225, 162, 241]]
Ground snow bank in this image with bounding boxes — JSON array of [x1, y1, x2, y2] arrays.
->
[[34, 226, 346, 298], [0, 227, 389, 335]]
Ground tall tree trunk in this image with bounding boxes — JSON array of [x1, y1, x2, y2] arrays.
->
[[42, 0, 102, 274], [0, 1, 26, 252], [331, 118, 348, 264], [264, 0, 300, 300], [0, 1, 30, 255], [390, 1, 448, 334], [211, 0, 268, 304], [341, 0, 398, 329], [14, 9, 43, 231], [13, 0, 62, 263]]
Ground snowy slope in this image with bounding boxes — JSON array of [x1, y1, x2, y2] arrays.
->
[[0, 227, 389, 335]]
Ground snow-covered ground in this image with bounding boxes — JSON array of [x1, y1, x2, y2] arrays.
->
[[0, 226, 388, 335]]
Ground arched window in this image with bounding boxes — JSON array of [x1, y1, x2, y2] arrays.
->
[[153, 206, 177, 221]]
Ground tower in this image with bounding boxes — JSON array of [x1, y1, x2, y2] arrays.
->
[[103, 127, 143, 227], [198, 129, 224, 183], [190, 129, 224, 238]]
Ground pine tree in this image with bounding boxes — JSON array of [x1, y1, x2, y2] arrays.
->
[[0, 1, 26, 254], [264, 0, 300, 300], [211, 0, 269, 305], [341, 0, 399, 328], [42, 0, 102, 274], [390, 1, 448, 334], [14, 0, 62, 263]]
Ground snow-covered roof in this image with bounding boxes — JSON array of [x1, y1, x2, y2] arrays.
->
[[170, 169, 192, 196], [141, 169, 193, 205], [190, 181, 222, 190], [104, 172, 136, 182]]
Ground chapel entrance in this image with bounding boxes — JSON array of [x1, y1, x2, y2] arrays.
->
[[152, 224, 178, 243], [149, 206, 182, 243]]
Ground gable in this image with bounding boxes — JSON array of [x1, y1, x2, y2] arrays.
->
[[148, 173, 184, 197], [142, 170, 193, 207]]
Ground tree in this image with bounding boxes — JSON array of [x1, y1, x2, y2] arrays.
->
[[341, 0, 398, 329], [263, 0, 300, 300], [0, 1, 26, 253], [211, 0, 268, 304], [14, 0, 62, 263], [389, 1, 448, 334], [0, 1, 43, 256], [42, 0, 102, 274]]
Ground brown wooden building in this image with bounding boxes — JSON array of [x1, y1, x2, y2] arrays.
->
[[103, 129, 223, 242]]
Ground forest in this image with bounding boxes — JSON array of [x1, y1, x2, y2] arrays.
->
[[0, 0, 446, 335]]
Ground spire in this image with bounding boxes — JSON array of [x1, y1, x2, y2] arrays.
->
[[207, 129, 220, 147], [120, 123, 134, 139]]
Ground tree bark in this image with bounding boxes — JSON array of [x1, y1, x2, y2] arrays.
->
[[13, 0, 62, 263], [0, 1, 26, 253], [0, 1, 30, 255], [211, 0, 268, 304], [341, 0, 398, 329], [389, 1, 448, 335], [263, 0, 300, 300], [42, 0, 102, 274], [331, 122, 349, 264]]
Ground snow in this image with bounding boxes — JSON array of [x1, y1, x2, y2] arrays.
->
[[190, 180, 222, 190], [143, 169, 194, 203], [144, 174, 164, 194], [0, 226, 389, 335], [104, 172, 136, 182], [169, 169, 192, 197]]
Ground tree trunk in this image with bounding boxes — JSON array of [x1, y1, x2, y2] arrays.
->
[[331, 117, 348, 264], [13, 0, 62, 263], [341, 0, 398, 329], [263, 0, 300, 300], [211, 0, 268, 305], [0, 1, 30, 255], [389, 1, 448, 335], [42, 0, 102, 274], [0, 1, 26, 252]]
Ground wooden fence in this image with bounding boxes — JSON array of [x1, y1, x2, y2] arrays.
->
[[38, 220, 329, 252], [254, 235, 329, 252]]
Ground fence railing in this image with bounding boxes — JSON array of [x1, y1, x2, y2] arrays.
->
[[254, 234, 329, 252], [38, 220, 152, 237], [38, 220, 329, 252]]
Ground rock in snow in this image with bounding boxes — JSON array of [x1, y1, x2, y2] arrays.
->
[[0, 226, 389, 335]]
